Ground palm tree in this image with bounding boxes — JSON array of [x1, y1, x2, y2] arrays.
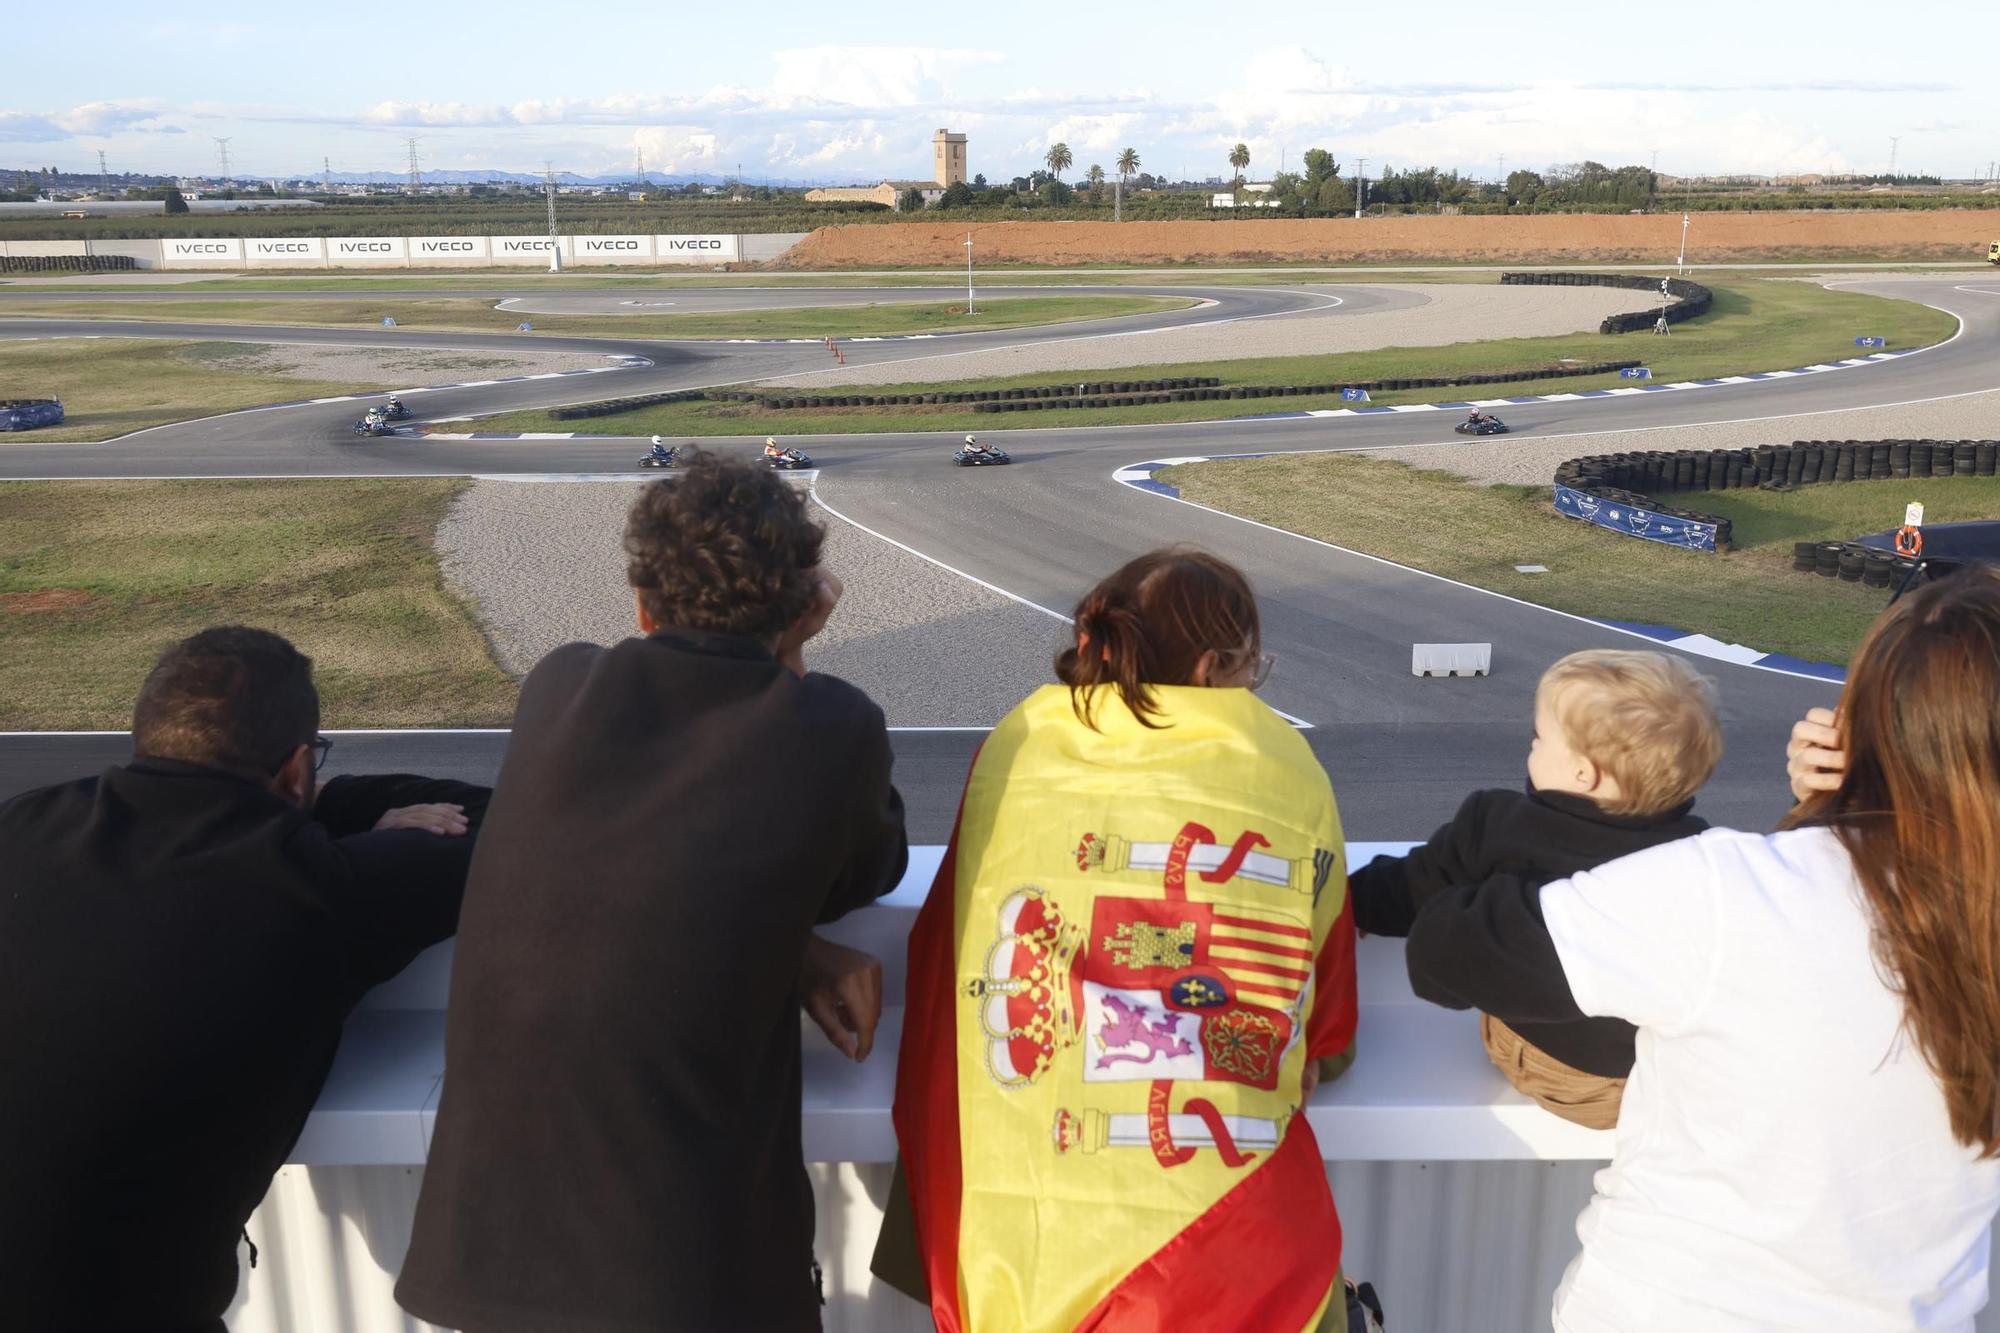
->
[[1228, 142, 1251, 193], [1086, 164, 1106, 193], [1045, 142, 1073, 181], [1116, 147, 1140, 184]]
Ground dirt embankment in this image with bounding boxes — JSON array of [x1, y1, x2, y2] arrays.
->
[[773, 212, 2000, 268]]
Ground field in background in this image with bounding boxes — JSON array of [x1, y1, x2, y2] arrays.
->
[[460, 280, 1957, 437], [1162, 457, 2000, 666], [0, 339, 391, 442], [776, 212, 2000, 268], [0, 479, 516, 729]]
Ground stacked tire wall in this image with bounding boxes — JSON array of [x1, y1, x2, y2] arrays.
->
[[1499, 271, 1713, 333], [548, 389, 708, 421], [1553, 438, 2000, 555], [0, 254, 139, 273]]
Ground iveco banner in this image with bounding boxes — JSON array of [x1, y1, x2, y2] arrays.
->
[[488, 236, 560, 266], [162, 238, 245, 268], [245, 237, 326, 266], [570, 234, 654, 265], [327, 236, 409, 267], [655, 234, 739, 264], [410, 236, 490, 265]]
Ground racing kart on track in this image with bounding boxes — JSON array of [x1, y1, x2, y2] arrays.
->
[[352, 413, 396, 438], [953, 443, 1011, 466], [1454, 414, 1510, 436], [376, 400, 412, 420], [765, 447, 812, 470], [637, 447, 680, 469]]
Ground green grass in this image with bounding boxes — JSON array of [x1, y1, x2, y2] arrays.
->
[[0, 339, 390, 443], [0, 293, 1194, 340], [0, 479, 519, 729], [457, 279, 1959, 438], [1162, 456, 2000, 666]]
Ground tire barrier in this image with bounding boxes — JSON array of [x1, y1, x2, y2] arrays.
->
[[0, 254, 138, 273], [1553, 439, 2000, 558], [720, 361, 1644, 415], [547, 389, 709, 421], [0, 398, 66, 432], [1792, 539, 1921, 587], [1499, 271, 1714, 334]]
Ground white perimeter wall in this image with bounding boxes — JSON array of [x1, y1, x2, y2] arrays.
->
[[0, 234, 760, 269]]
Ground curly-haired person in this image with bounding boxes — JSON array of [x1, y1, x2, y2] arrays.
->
[[399, 449, 908, 1333]]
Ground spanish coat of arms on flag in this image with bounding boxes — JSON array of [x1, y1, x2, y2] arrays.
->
[[893, 683, 1357, 1333]]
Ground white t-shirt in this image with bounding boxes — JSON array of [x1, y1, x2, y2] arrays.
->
[[1541, 826, 2000, 1332]]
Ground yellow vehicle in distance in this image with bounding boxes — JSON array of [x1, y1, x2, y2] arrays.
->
[[1989, 240, 2000, 265]]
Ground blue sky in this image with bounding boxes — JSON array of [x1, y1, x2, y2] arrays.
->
[[3, 0, 1989, 183]]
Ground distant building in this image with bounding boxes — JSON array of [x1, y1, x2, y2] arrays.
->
[[806, 129, 965, 209]]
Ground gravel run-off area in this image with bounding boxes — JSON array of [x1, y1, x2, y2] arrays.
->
[[182, 341, 629, 384], [436, 478, 1067, 726], [1368, 386, 2000, 487], [762, 284, 1658, 387]]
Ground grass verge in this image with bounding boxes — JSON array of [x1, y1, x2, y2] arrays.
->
[[0, 479, 518, 729], [455, 279, 1958, 438], [0, 293, 1194, 340], [0, 339, 388, 443], [1161, 455, 2000, 666]]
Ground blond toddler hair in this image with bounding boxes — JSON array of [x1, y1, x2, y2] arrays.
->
[[1538, 650, 1723, 816]]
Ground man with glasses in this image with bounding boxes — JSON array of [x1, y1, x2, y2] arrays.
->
[[0, 625, 490, 1332]]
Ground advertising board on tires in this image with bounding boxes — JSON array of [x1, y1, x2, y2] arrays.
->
[[327, 236, 409, 267], [161, 238, 245, 268], [409, 236, 490, 265], [655, 234, 739, 264]]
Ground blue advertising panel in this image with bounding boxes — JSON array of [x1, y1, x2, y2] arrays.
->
[[1619, 367, 1652, 379], [1854, 336, 1886, 348], [1553, 483, 1719, 552], [1340, 387, 1371, 402]]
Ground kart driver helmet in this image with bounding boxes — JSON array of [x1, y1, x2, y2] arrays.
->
[[965, 434, 977, 445]]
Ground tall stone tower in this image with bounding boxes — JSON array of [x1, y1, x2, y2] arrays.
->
[[933, 129, 968, 187]]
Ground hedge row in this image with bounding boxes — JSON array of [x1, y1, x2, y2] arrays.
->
[[0, 254, 138, 273], [1554, 438, 2000, 555], [723, 360, 1644, 414], [549, 389, 708, 421], [1499, 270, 1714, 334]]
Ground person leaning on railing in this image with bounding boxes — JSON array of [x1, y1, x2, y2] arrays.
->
[[0, 627, 489, 1333], [1405, 564, 2000, 1332]]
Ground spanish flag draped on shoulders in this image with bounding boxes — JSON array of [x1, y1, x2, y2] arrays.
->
[[894, 681, 1357, 1333]]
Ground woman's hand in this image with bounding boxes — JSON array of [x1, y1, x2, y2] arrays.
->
[[1786, 707, 1845, 802]]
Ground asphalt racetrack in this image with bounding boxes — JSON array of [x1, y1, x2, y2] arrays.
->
[[5, 274, 1996, 840]]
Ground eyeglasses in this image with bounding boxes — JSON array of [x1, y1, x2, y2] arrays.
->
[[1251, 654, 1276, 691], [308, 737, 333, 772]]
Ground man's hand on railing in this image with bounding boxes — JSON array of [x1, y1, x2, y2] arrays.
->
[[372, 803, 470, 836], [802, 933, 883, 1062], [1786, 707, 1845, 803]]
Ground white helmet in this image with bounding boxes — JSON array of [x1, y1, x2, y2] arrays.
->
[[651, 436, 663, 446], [965, 434, 977, 445], [765, 437, 778, 447]]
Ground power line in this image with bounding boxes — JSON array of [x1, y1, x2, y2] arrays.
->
[[97, 149, 109, 197], [213, 137, 232, 185], [405, 137, 423, 193], [323, 156, 334, 195]]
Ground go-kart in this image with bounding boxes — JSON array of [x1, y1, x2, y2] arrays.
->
[[953, 444, 1011, 467], [376, 400, 412, 420], [765, 447, 812, 470], [637, 447, 680, 470], [352, 414, 397, 438], [1454, 415, 1510, 436]]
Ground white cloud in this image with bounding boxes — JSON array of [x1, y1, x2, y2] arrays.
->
[[766, 46, 1002, 108]]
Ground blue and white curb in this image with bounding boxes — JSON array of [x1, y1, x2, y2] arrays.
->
[[1233, 348, 1920, 422], [1114, 454, 1846, 684]]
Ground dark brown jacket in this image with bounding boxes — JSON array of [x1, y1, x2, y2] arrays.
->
[[397, 631, 907, 1333]]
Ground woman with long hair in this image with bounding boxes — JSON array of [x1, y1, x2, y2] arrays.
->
[[884, 548, 1361, 1333], [1408, 565, 2000, 1330]]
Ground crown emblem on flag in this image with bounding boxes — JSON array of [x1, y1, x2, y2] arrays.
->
[[965, 889, 1082, 1089]]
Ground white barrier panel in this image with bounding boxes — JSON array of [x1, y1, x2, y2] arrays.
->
[[161, 238, 245, 268], [1, 240, 88, 257], [409, 235, 489, 265], [244, 237, 325, 266], [655, 233, 738, 264], [569, 234, 653, 265], [326, 236, 408, 268], [489, 235, 561, 266]]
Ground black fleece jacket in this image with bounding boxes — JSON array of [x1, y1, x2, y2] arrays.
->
[[1349, 784, 1707, 1076], [0, 761, 489, 1333]]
